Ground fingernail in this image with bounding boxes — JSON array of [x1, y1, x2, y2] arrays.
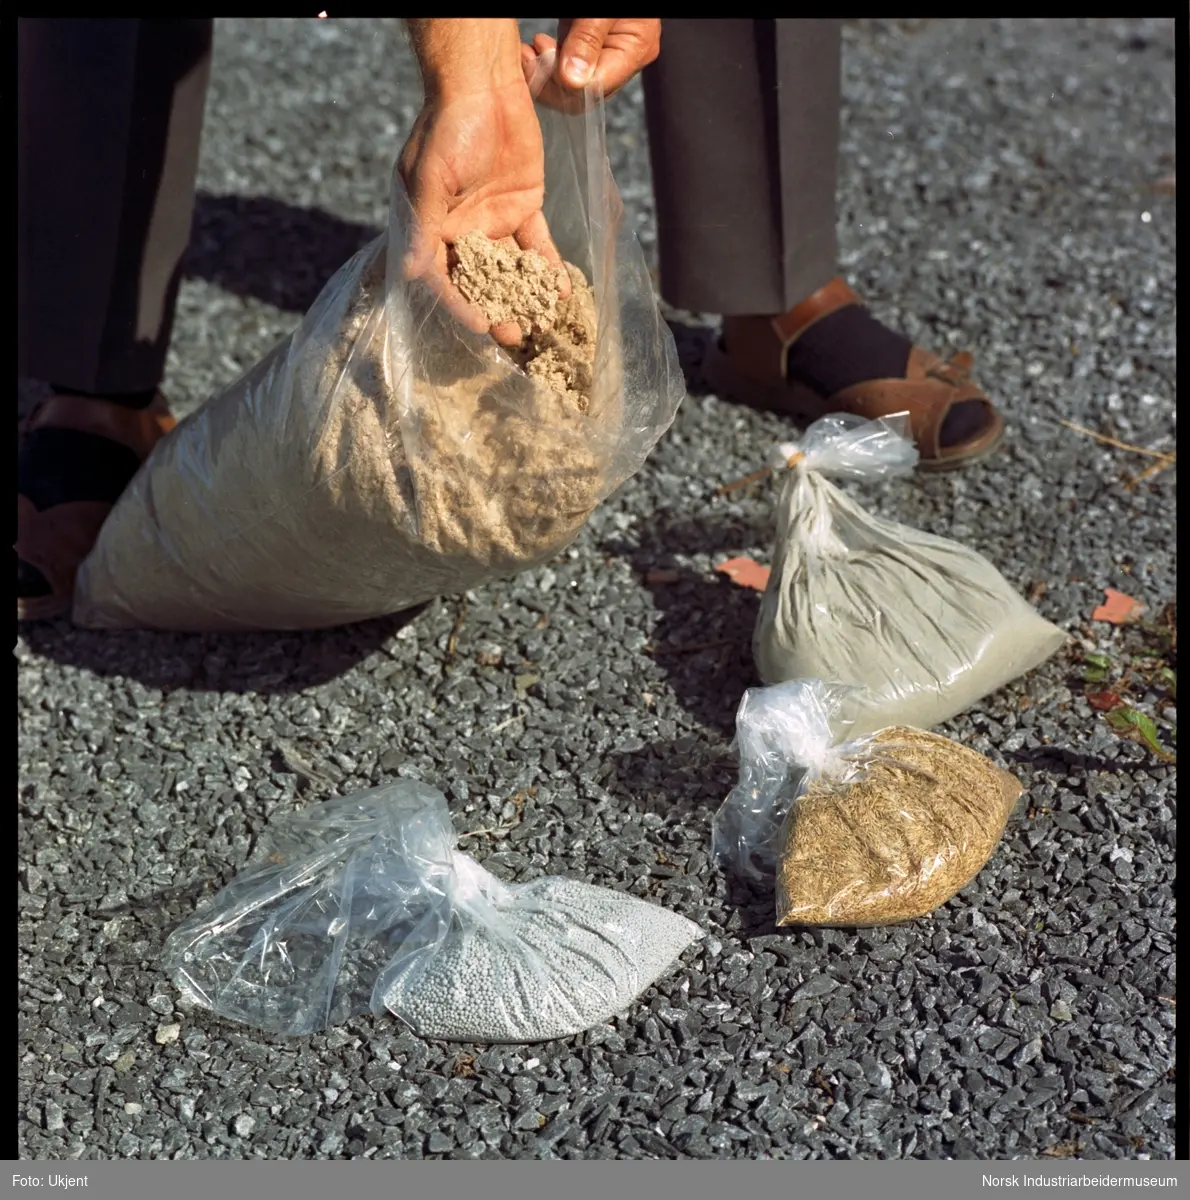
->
[[563, 56, 592, 85]]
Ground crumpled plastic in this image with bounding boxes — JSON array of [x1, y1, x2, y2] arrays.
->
[[164, 781, 703, 1042], [713, 678, 1023, 928]]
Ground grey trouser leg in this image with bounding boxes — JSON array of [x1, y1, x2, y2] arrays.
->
[[18, 18, 213, 395], [643, 18, 842, 315]]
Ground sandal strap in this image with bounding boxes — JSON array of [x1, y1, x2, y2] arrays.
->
[[832, 345, 998, 460], [770, 276, 864, 377], [22, 393, 176, 461]]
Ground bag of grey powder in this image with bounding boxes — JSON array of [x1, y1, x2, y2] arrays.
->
[[163, 781, 702, 1042], [712, 678, 1023, 926], [751, 413, 1066, 739], [73, 55, 683, 631]]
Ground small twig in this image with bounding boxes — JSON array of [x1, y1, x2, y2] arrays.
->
[[275, 739, 337, 791], [489, 712, 524, 735], [715, 466, 773, 496], [1058, 419, 1176, 462], [457, 788, 535, 841], [458, 813, 523, 840], [457, 824, 516, 840], [1125, 455, 1177, 491], [445, 596, 468, 667]]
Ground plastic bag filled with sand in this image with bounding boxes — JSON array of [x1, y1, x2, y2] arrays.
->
[[712, 679, 1023, 927], [74, 69, 683, 631], [751, 413, 1067, 738]]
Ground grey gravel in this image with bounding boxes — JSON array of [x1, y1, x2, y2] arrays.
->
[[18, 17, 1175, 1161]]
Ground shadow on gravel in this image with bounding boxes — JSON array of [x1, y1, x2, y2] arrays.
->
[[183, 190, 382, 313], [601, 507, 772, 738], [19, 605, 429, 695], [600, 742, 783, 941], [661, 314, 718, 399]]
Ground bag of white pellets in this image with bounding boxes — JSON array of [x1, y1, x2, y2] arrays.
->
[[752, 412, 1066, 739], [163, 781, 702, 1042]]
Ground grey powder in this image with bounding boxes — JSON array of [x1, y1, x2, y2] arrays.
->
[[754, 468, 1067, 737]]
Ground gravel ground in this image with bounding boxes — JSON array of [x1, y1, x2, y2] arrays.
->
[[18, 17, 1176, 1161]]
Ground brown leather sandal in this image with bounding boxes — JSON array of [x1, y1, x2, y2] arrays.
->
[[16, 392, 176, 621], [702, 276, 1005, 471]]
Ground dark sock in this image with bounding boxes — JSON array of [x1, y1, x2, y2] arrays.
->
[[781, 304, 913, 397], [19, 428, 142, 512], [46, 384, 158, 411], [778, 305, 988, 449]]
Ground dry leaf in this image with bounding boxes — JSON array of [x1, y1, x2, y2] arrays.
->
[[1092, 588, 1145, 625], [645, 569, 680, 585], [715, 556, 771, 591], [1040, 1141, 1084, 1158], [1027, 581, 1049, 604], [1086, 691, 1123, 711]]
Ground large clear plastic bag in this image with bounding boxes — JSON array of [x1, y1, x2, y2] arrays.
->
[[163, 782, 702, 1042], [74, 58, 684, 631], [713, 679, 1023, 927], [752, 413, 1067, 738]]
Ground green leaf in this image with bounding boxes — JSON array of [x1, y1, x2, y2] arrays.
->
[[1106, 707, 1176, 763], [1083, 651, 1112, 685], [1154, 666, 1176, 699]]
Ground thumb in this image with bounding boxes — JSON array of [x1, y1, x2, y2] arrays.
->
[[557, 18, 616, 87]]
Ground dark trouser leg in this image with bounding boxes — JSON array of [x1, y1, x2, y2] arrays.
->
[[18, 18, 213, 396], [642, 18, 842, 315], [17, 19, 212, 614]]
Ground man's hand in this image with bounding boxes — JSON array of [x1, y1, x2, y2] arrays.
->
[[520, 19, 661, 110], [400, 19, 569, 345]]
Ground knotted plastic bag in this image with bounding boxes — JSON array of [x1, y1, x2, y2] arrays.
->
[[163, 782, 702, 1042], [752, 413, 1066, 738], [712, 679, 1023, 927], [74, 55, 684, 631]]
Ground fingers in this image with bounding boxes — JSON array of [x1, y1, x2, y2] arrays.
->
[[404, 234, 491, 336], [557, 18, 616, 88], [490, 320, 525, 347], [589, 42, 658, 99], [533, 20, 661, 110]]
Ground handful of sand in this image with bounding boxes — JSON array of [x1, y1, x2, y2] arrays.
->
[[73, 95, 683, 632], [713, 679, 1023, 928], [448, 232, 597, 411]]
